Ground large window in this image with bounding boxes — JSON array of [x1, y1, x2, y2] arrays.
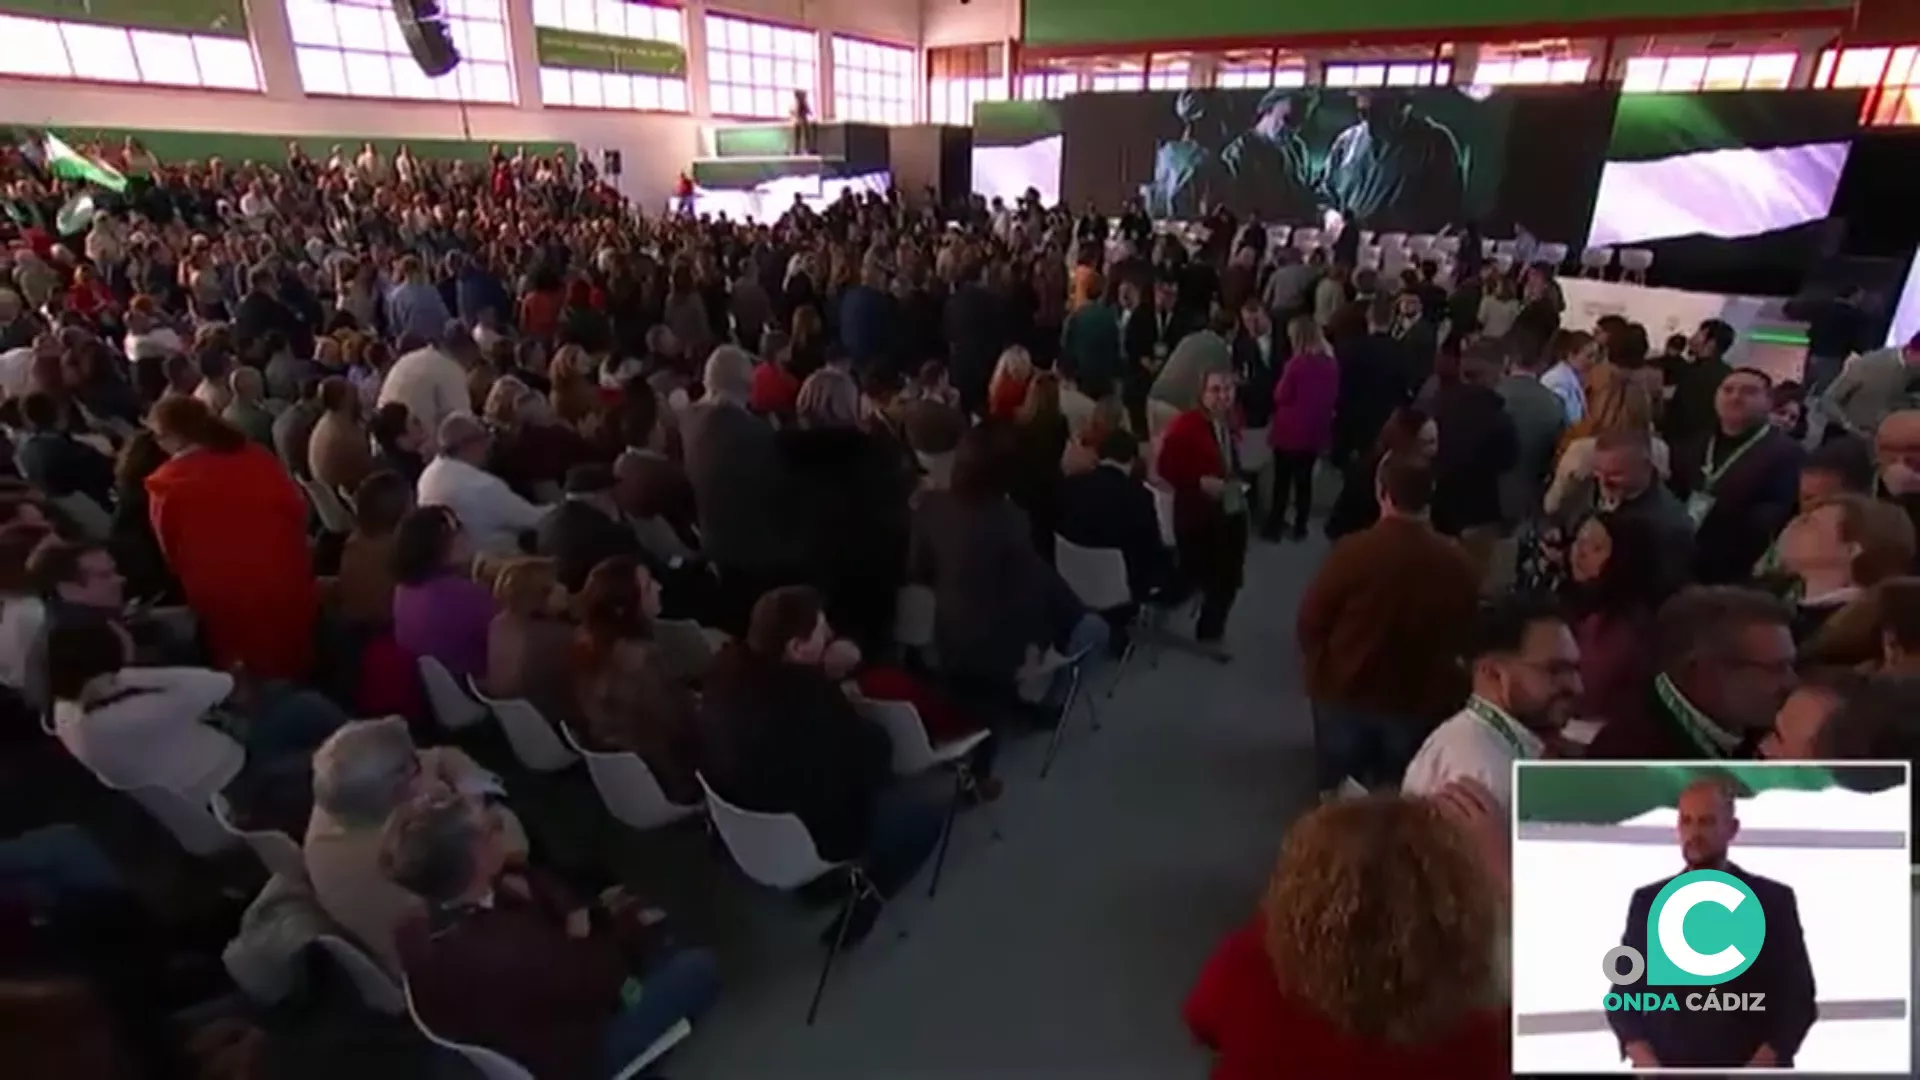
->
[[1216, 62, 1308, 89], [1019, 71, 1075, 99], [284, 0, 512, 102], [1324, 60, 1450, 87], [1621, 52, 1797, 92], [532, 0, 686, 111], [928, 43, 1004, 125], [1087, 63, 1145, 93], [1472, 56, 1591, 85], [706, 13, 815, 119], [832, 35, 912, 123], [0, 14, 260, 89], [1815, 45, 1920, 125], [1147, 55, 1190, 90]]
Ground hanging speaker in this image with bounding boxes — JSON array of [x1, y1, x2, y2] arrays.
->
[[390, 0, 461, 77]]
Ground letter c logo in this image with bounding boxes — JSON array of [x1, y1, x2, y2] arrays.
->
[[1658, 879, 1747, 978]]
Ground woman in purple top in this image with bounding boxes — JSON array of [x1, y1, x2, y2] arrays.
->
[[1267, 315, 1341, 541], [390, 506, 496, 681]]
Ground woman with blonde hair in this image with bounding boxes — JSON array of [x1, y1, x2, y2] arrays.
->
[[987, 345, 1036, 421], [484, 557, 576, 721], [1185, 785, 1511, 1078], [1266, 315, 1341, 540]]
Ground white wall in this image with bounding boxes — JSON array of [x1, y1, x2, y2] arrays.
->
[[921, 0, 1017, 48], [0, 0, 927, 210]]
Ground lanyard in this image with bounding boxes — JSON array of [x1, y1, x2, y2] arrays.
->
[[1700, 425, 1768, 493], [1654, 674, 1735, 758], [1464, 695, 1533, 758]]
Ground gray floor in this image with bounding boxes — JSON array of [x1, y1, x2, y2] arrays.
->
[[656, 535, 1327, 1080]]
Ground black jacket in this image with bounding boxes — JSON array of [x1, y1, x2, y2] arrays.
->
[[1607, 864, 1816, 1067], [536, 499, 644, 593], [1057, 465, 1174, 598], [698, 646, 893, 860], [1431, 383, 1518, 535], [1230, 331, 1281, 430], [1122, 305, 1193, 390], [944, 283, 1008, 412], [1670, 425, 1802, 585]]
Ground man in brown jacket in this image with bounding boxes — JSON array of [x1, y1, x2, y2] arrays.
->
[[1297, 454, 1478, 796]]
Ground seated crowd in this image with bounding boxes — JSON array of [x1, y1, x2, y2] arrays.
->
[[2, 135, 1919, 1080]]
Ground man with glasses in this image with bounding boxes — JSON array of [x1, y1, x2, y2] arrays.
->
[[1402, 595, 1582, 809], [1588, 586, 1798, 760]]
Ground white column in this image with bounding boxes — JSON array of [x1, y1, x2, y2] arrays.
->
[[502, 0, 541, 109], [242, 0, 304, 102], [816, 29, 835, 120], [684, 0, 713, 122]]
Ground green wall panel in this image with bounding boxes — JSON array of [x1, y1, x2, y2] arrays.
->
[[0, 0, 246, 36], [1023, 0, 1849, 49], [45, 127, 573, 169]]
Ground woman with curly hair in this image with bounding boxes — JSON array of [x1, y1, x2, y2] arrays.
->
[[1185, 784, 1511, 1078]]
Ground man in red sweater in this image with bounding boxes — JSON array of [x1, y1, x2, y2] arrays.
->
[[384, 792, 718, 1078]]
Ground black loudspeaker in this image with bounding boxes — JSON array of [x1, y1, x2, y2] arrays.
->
[[602, 149, 622, 177], [391, 0, 461, 77]]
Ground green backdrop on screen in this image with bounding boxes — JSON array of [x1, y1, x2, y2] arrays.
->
[[0, 0, 247, 36], [1023, 0, 1847, 48]]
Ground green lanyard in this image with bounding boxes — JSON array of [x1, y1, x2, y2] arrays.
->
[[1464, 695, 1533, 758], [1699, 425, 1768, 493], [1654, 674, 1735, 758]]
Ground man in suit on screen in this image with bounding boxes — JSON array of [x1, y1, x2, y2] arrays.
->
[[1606, 776, 1817, 1069]]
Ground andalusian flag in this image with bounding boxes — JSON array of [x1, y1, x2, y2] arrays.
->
[[42, 132, 127, 194], [1518, 763, 1908, 827], [1586, 90, 1863, 248]]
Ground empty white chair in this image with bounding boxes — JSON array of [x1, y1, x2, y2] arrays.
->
[[210, 793, 308, 883], [1406, 234, 1437, 257], [557, 721, 701, 830], [405, 977, 690, 1079], [698, 774, 883, 1025], [1376, 231, 1409, 254], [851, 696, 997, 897], [300, 477, 355, 534], [417, 656, 487, 731], [1580, 247, 1615, 278], [894, 584, 936, 651], [1492, 238, 1520, 258], [124, 785, 238, 857], [1433, 235, 1462, 258], [1536, 242, 1570, 268], [1618, 248, 1654, 284], [316, 933, 404, 1015], [1481, 237, 1499, 257], [49, 492, 112, 540], [1291, 227, 1322, 251], [1358, 229, 1377, 247], [1267, 224, 1292, 248], [1358, 245, 1384, 271], [1054, 537, 1131, 614], [468, 678, 577, 772]]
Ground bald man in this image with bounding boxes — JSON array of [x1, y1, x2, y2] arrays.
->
[[1606, 777, 1817, 1070], [415, 413, 547, 556]]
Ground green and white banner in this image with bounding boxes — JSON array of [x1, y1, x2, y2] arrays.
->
[[0, 0, 247, 36], [1517, 763, 1907, 827], [535, 26, 686, 78]]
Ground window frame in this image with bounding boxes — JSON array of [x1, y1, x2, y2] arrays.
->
[[704, 11, 817, 121], [531, 0, 688, 114], [831, 33, 913, 125], [283, 0, 513, 104], [0, 12, 262, 92]]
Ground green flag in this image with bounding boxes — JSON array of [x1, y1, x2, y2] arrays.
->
[[42, 132, 127, 194], [1517, 764, 1905, 825]]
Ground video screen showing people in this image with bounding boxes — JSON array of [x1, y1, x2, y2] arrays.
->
[[1511, 761, 1911, 1074], [1062, 86, 1514, 232]]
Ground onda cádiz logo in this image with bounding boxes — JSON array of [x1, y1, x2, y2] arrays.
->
[[1602, 869, 1769, 1014]]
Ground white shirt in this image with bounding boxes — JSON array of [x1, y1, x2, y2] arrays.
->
[[1541, 362, 1587, 425], [125, 327, 185, 362], [0, 347, 35, 398], [239, 191, 275, 224], [1401, 701, 1546, 811], [377, 347, 470, 452], [54, 667, 243, 806], [416, 455, 549, 557]]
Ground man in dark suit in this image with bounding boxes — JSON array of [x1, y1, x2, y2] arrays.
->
[[1057, 430, 1174, 602], [942, 259, 1007, 417], [1607, 776, 1817, 1069], [535, 464, 645, 593], [1669, 367, 1804, 585], [1123, 273, 1194, 436]]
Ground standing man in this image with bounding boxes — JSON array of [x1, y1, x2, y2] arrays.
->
[[1662, 319, 1736, 448], [1156, 370, 1250, 660], [1606, 776, 1816, 1069], [791, 90, 815, 155], [1124, 273, 1192, 437], [1670, 368, 1803, 585], [1819, 332, 1920, 447], [1401, 595, 1583, 808]]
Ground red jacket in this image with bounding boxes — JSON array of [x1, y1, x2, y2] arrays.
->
[[147, 443, 318, 680], [1185, 918, 1511, 1080], [1156, 407, 1239, 537]]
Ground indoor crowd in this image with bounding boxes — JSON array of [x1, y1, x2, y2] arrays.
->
[[0, 140, 1916, 1079]]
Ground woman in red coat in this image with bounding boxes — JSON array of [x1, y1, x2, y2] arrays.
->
[[147, 396, 319, 681], [1155, 369, 1248, 655], [1185, 785, 1512, 1080]]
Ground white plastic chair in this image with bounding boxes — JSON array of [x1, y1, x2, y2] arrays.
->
[[1150, 486, 1176, 548], [1376, 231, 1409, 254], [49, 492, 111, 540], [1054, 538, 1132, 614], [850, 695, 998, 897], [1290, 226, 1322, 251], [1536, 242, 1571, 269], [405, 977, 689, 1079], [468, 677, 578, 772], [1618, 248, 1654, 284], [557, 721, 702, 830], [1580, 247, 1615, 278], [1406, 234, 1437, 258], [300, 477, 355, 534], [210, 793, 309, 883], [417, 656, 487, 731], [315, 933, 404, 1015], [123, 785, 239, 857], [698, 773, 885, 1025]]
